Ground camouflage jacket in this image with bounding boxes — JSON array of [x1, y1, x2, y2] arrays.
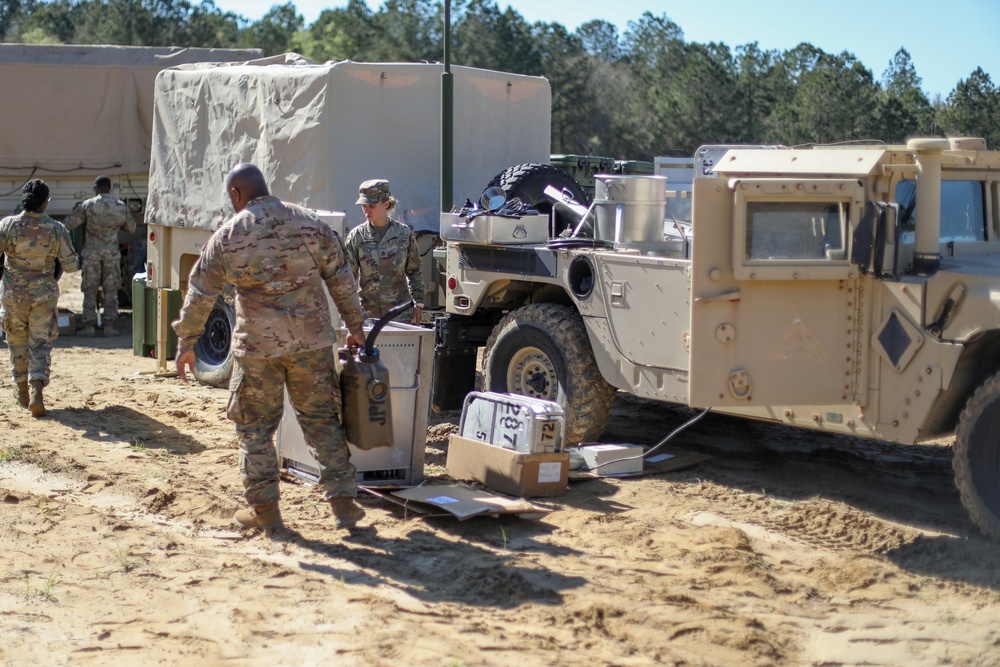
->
[[62, 193, 135, 261], [173, 196, 366, 358], [344, 219, 425, 320], [0, 211, 81, 301]]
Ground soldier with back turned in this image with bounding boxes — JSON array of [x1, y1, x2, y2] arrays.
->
[[172, 163, 369, 532]]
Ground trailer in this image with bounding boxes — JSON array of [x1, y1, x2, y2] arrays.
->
[[142, 56, 552, 383], [0, 43, 262, 307]]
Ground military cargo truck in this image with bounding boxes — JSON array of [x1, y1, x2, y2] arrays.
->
[[438, 137, 1000, 538], [142, 56, 552, 384], [0, 44, 262, 306]]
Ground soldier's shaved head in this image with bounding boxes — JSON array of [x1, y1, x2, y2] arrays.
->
[[226, 163, 270, 212]]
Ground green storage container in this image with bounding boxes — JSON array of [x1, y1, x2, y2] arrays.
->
[[613, 159, 655, 176], [132, 276, 181, 359], [549, 154, 616, 196]]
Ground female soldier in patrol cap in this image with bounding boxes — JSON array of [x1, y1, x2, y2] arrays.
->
[[344, 179, 425, 324]]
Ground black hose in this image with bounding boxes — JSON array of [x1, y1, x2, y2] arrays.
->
[[363, 300, 414, 358]]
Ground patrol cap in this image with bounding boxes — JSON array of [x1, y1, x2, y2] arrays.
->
[[356, 179, 391, 205]]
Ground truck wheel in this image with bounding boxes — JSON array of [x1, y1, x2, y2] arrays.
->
[[954, 371, 1000, 538], [193, 297, 235, 388], [484, 163, 590, 235], [483, 303, 615, 445]]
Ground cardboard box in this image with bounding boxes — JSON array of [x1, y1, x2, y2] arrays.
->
[[57, 310, 76, 336], [446, 434, 569, 497]]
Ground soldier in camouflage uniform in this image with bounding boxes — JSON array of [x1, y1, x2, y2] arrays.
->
[[345, 179, 425, 324], [0, 179, 81, 417], [61, 175, 136, 336], [173, 163, 369, 532]]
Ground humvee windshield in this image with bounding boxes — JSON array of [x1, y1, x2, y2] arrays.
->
[[896, 180, 986, 243]]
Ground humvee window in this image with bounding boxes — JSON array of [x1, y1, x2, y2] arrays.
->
[[896, 179, 986, 243], [745, 201, 847, 261]]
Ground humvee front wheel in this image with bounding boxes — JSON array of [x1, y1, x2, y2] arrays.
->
[[954, 371, 1000, 538], [483, 303, 615, 445]]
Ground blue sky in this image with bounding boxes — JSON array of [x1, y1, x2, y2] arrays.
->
[[214, 0, 999, 100]]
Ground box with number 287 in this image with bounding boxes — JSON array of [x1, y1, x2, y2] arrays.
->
[[458, 391, 565, 454]]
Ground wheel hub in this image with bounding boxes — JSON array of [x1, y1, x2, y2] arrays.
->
[[507, 347, 556, 399]]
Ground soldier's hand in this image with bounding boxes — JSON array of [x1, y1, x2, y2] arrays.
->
[[412, 303, 423, 325], [176, 349, 196, 383], [347, 331, 367, 352]]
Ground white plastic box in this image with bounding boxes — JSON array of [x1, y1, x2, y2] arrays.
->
[[459, 391, 565, 454], [276, 322, 434, 486]]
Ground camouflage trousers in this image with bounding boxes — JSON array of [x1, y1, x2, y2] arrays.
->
[[80, 256, 121, 327], [1, 292, 59, 386], [228, 347, 356, 506]]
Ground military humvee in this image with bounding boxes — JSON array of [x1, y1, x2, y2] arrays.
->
[[437, 137, 1000, 538]]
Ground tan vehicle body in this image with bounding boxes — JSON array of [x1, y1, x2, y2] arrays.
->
[[444, 138, 1000, 537]]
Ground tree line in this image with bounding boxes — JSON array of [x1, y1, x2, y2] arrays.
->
[[4, 0, 998, 158]]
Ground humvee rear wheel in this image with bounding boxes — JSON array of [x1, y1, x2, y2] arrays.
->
[[483, 303, 615, 445], [954, 371, 1000, 538]]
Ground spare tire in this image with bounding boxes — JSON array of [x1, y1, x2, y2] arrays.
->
[[482, 163, 590, 235], [193, 297, 235, 388]]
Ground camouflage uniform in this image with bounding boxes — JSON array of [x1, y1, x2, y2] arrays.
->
[[345, 219, 425, 321], [173, 196, 366, 506], [61, 193, 136, 329], [0, 212, 81, 386]]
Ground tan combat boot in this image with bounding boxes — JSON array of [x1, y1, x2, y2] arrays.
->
[[78, 325, 95, 336], [103, 322, 117, 337], [28, 380, 45, 417], [329, 497, 366, 529], [14, 380, 28, 409], [233, 502, 282, 529]]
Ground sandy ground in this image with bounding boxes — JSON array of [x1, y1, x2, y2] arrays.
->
[[1, 273, 999, 667]]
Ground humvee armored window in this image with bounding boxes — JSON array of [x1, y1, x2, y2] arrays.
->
[[731, 178, 858, 280], [744, 201, 847, 261]]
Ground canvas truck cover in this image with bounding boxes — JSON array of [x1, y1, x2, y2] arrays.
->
[[0, 44, 263, 177], [144, 59, 551, 233]]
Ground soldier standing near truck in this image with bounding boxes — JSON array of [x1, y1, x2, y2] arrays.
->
[[345, 179, 425, 324], [61, 176, 136, 336], [0, 179, 81, 417], [173, 163, 370, 531]]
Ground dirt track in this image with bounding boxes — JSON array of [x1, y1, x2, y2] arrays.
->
[[1, 275, 999, 666]]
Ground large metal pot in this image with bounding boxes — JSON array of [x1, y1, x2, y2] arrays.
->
[[593, 175, 667, 247]]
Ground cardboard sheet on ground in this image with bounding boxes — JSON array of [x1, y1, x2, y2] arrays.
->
[[569, 445, 713, 480], [367, 484, 551, 520]]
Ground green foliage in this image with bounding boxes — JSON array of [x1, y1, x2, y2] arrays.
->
[[939, 68, 1000, 149], [1, 0, 997, 156]]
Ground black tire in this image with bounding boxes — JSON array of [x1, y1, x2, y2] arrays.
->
[[954, 371, 1000, 538], [482, 303, 615, 445], [483, 163, 590, 235], [193, 297, 235, 389]]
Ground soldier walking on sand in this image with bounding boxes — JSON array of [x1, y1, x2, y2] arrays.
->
[[0, 179, 81, 417], [61, 175, 136, 336], [172, 163, 369, 532]]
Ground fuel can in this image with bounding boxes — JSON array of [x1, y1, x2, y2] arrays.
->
[[340, 347, 394, 450]]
